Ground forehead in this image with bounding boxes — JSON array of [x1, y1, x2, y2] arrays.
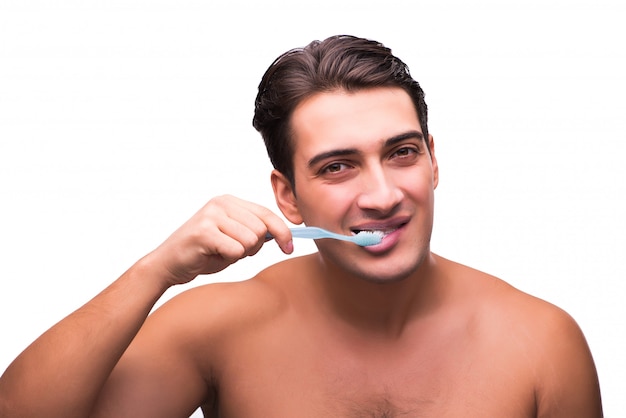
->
[[290, 87, 422, 160]]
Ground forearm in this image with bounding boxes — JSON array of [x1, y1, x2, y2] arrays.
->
[[0, 255, 170, 418], [0, 196, 292, 417]]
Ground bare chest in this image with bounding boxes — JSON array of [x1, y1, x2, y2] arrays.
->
[[209, 328, 536, 418]]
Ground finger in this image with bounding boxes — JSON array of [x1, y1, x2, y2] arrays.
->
[[239, 203, 293, 254], [219, 197, 293, 254], [216, 216, 266, 258], [208, 195, 293, 254]]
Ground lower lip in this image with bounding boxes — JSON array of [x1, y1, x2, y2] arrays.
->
[[363, 225, 404, 253]]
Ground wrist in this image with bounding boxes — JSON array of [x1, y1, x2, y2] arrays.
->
[[131, 252, 178, 294]]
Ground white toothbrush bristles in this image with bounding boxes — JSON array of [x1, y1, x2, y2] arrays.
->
[[353, 230, 384, 246]]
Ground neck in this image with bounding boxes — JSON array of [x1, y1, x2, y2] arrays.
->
[[310, 252, 444, 338]]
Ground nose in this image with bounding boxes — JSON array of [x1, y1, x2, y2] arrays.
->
[[356, 166, 403, 214]]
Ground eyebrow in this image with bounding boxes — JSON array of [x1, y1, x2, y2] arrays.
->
[[307, 130, 425, 168]]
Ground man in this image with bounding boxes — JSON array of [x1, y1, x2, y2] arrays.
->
[[0, 35, 602, 417]]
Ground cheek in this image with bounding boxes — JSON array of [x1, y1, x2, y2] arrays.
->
[[409, 182, 434, 202], [297, 185, 357, 224], [397, 169, 435, 198]]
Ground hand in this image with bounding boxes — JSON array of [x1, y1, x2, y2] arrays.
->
[[146, 195, 293, 287]]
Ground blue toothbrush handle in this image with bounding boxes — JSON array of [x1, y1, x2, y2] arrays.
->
[[265, 227, 330, 241], [264, 227, 382, 246]]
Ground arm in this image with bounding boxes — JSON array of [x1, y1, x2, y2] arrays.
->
[[535, 307, 603, 418], [0, 195, 293, 418]]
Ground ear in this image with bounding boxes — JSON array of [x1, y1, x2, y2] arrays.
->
[[271, 169, 303, 225], [428, 134, 439, 189]]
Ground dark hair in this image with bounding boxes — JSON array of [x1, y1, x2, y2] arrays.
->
[[253, 35, 429, 187]]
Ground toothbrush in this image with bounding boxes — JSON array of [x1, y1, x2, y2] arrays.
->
[[266, 226, 383, 247]]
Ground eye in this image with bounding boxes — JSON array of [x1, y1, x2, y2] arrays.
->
[[391, 146, 420, 159], [321, 162, 352, 174]]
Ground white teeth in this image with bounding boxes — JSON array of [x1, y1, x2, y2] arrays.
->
[[353, 228, 395, 236]]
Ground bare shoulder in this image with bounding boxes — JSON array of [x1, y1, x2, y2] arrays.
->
[[93, 257, 309, 416], [438, 254, 582, 327], [148, 255, 307, 339], [438, 255, 603, 417], [145, 254, 321, 351]]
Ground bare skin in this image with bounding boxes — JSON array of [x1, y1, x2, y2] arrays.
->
[[89, 253, 601, 418], [0, 88, 602, 417]]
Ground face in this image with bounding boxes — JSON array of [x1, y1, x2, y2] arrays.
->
[[272, 87, 439, 283]]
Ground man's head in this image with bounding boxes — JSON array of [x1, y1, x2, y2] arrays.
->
[[253, 35, 429, 189]]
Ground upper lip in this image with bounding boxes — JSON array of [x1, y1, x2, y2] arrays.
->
[[349, 216, 410, 234]]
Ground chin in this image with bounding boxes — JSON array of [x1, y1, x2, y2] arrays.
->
[[320, 244, 431, 285]]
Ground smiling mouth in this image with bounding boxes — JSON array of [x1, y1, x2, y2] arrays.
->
[[350, 222, 406, 237]]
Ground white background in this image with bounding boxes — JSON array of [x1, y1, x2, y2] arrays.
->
[[1, 1, 624, 416]]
